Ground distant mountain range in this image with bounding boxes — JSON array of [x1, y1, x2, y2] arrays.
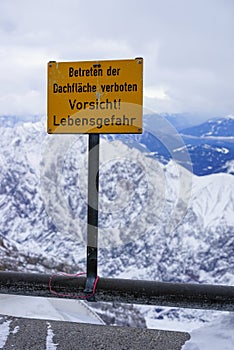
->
[[180, 115, 234, 137], [1, 113, 233, 175], [161, 113, 208, 131], [179, 115, 234, 175], [0, 115, 233, 279], [0, 114, 233, 326], [102, 114, 234, 176]]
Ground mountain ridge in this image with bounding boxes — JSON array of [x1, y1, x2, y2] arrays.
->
[[0, 115, 233, 327]]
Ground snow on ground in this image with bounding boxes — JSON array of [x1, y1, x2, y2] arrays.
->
[[0, 319, 11, 348], [146, 317, 202, 333], [46, 322, 58, 350], [182, 313, 234, 350], [0, 294, 104, 325]]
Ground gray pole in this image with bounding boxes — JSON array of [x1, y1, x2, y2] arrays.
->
[[84, 134, 99, 296]]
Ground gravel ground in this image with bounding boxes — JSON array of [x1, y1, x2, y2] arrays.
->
[[0, 315, 190, 350]]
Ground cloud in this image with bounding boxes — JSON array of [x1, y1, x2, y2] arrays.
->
[[0, 0, 233, 117], [145, 87, 169, 100]]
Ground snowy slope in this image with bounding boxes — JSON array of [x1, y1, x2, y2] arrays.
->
[[182, 313, 234, 350], [0, 116, 233, 330], [0, 117, 233, 281], [191, 173, 234, 228]]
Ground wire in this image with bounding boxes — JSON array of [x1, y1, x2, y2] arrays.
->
[[48, 272, 99, 299]]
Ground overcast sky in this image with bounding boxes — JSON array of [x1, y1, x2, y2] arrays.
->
[[0, 0, 233, 119]]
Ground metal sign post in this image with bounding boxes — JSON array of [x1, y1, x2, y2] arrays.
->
[[47, 58, 143, 299], [84, 133, 99, 299]]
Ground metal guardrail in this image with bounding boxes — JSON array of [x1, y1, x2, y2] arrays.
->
[[0, 271, 233, 311]]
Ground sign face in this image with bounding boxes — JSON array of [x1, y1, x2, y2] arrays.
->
[[47, 58, 143, 134]]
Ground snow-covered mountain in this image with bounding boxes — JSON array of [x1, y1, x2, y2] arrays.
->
[[0, 116, 233, 279], [181, 115, 234, 138], [179, 115, 234, 175], [112, 113, 234, 176], [0, 116, 233, 328]]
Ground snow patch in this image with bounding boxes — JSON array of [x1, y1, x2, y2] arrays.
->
[[0, 294, 104, 325], [182, 313, 234, 350], [0, 319, 11, 348], [46, 322, 57, 350]]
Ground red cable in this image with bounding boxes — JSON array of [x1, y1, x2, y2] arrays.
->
[[48, 272, 99, 299]]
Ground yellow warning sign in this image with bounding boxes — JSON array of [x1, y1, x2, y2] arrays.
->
[[47, 58, 143, 134]]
